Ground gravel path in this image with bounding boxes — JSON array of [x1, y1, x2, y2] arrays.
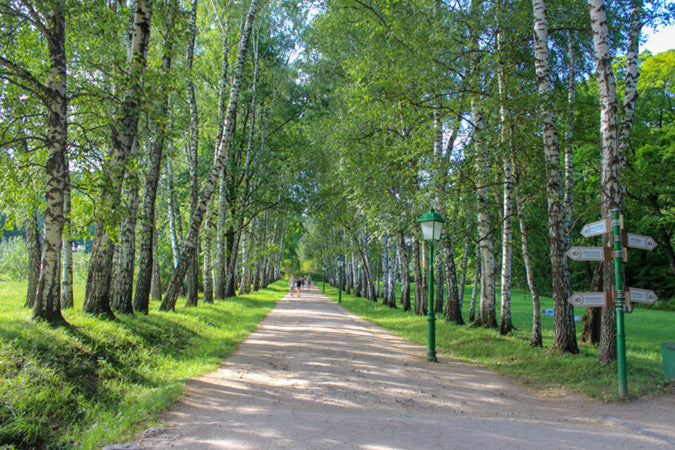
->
[[126, 285, 674, 449]]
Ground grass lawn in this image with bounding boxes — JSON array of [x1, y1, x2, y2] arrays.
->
[[321, 282, 674, 401], [0, 280, 286, 449]]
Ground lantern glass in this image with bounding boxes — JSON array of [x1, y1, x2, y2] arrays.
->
[[418, 209, 445, 242]]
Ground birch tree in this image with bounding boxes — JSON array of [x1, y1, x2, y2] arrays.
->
[[532, 0, 578, 353], [0, 1, 69, 323], [160, 0, 261, 310], [83, 0, 152, 317]]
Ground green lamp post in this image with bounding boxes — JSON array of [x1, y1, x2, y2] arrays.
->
[[337, 256, 345, 304], [418, 208, 445, 362]]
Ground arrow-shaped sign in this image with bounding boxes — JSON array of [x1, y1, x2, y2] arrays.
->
[[580, 219, 611, 238], [566, 246, 611, 261], [568, 292, 612, 308], [623, 233, 657, 251], [626, 287, 658, 304]]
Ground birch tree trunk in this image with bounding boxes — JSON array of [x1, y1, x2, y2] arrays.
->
[[516, 193, 542, 347], [533, 0, 578, 353], [498, 13, 513, 335], [413, 235, 424, 315], [618, 0, 642, 172], [388, 236, 397, 307], [443, 236, 463, 324], [203, 201, 214, 303], [472, 99, 496, 328], [397, 229, 411, 311], [133, 61, 173, 312], [185, 0, 201, 307], [112, 139, 140, 314], [382, 234, 390, 305], [214, 19, 232, 300], [25, 210, 42, 309], [167, 157, 182, 269], [60, 169, 73, 309], [33, 2, 68, 324], [151, 233, 162, 302], [469, 244, 479, 322], [590, 0, 619, 363], [458, 212, 472, 310], [84, 0, 152, 317]]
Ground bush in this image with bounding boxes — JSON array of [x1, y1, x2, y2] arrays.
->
[[0, 237, 28, 280]]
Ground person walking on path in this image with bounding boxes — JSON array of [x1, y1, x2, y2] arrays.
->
[[288, 275, 296, 296]]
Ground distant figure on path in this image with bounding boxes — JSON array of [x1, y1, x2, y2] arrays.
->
[[289, 275, 296, 296], [296, 276, 303, 295], [307, 274, 312, 286]]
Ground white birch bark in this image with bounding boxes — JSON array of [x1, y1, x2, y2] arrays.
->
[[60, 168, 73, 309], [160, 0, 259, 313], [498, 12, 513, 335], [33, 2, 68, 323], [112, 138, 140, 314], [516, 193, 542, 347], [185, 0, 200, 307], [533, 0, 577, 353], [397, 229, 410, 311], [458, 211, 472, 310], [25, 209, 41, 308], [472, 98, 496, 328], [84, 0, 152, 317]]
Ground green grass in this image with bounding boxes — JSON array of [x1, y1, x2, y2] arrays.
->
[[0, 280, 286, 449], [324, 283, 674, 401]]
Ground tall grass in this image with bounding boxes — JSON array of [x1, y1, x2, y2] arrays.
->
[[0, 280, 286, 449], [324, 283, 674, 400]]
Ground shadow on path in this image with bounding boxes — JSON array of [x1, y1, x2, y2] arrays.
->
[[133, 285, 675, 449]]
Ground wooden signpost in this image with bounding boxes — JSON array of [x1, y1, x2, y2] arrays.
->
[[567, 211, 657, 398]]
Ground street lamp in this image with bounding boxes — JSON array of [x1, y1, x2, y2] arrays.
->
[[337, 256, 345, 304], [417, 208, 445, 362]]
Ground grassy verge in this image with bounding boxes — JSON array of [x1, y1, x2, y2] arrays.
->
[[0, 280, 286, 449], [322, 284, 674, 401]]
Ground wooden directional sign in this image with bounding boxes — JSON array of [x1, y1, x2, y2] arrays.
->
[[568, 291, 611, 308], [566, 246, 611, 261], [623, 233, 657, 251], [627, 287, 658, 305], [580, 219, 610, 238]]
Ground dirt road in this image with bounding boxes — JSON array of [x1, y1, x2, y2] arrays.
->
[[126, 285, 674, 449]]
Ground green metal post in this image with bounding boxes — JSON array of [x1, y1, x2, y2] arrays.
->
[[338, 262, 343, 304], [612, 209, 627, 397], [427, 242, 437, 362]]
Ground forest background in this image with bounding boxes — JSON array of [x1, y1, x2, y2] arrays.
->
[[0, 0, 674, 446]]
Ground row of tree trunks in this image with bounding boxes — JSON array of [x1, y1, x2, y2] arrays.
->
[[160, 0, 261, 310], [83, 0, 153, 318]]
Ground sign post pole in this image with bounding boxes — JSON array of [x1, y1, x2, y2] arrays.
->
[[612, 209, 627, 398]]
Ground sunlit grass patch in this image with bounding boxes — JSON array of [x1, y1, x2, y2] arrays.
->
[[0, 280, 285, 449], [325, 284, 673, 400]]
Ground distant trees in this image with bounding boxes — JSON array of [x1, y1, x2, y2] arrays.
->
[[0, 0, 672, 363]]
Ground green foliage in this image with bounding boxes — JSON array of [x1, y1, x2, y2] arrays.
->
[[0, 237, 28, 280], [0, 280, 287, 448], [325, 285, 673, 400]]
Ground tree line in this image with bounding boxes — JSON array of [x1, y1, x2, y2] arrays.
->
[[0, 0, 310, 321], [296, 0, 674, 364], [1, 0, 673, 367]]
